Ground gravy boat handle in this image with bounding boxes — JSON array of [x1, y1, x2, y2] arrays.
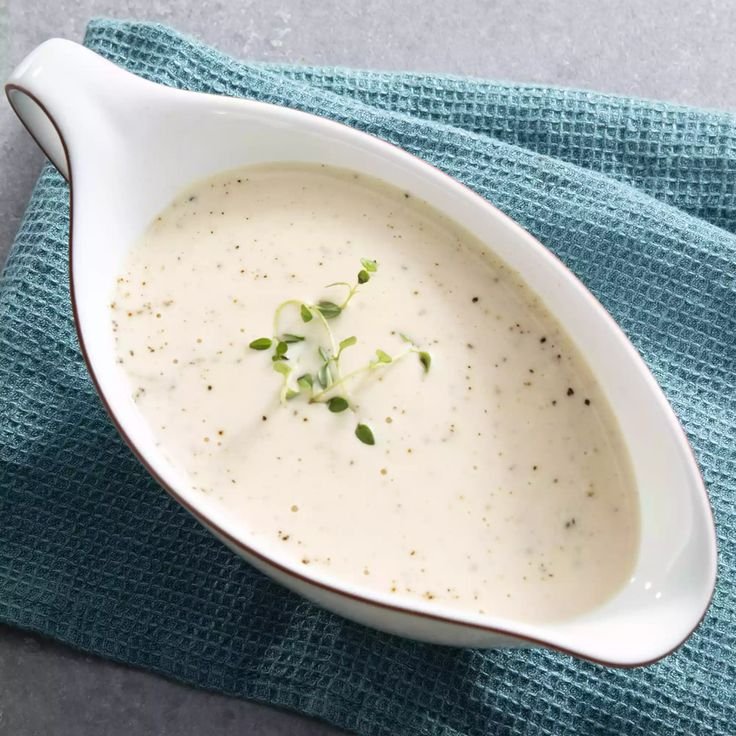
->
[[5, 38, 140, 181]]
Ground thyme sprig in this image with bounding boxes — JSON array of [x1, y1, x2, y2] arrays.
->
[[249, 258, 430, 445]]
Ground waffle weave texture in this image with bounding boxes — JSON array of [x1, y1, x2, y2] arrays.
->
[[0, 19, 734, 736]]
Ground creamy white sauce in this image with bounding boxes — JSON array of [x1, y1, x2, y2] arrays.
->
[[111, 163, 639, 622]]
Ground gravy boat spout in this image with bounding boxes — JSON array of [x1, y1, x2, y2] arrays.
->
[[6, 39, 717, 667]]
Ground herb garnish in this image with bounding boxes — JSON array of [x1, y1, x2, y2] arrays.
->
[[355, 423, 376, 445], [249, 258, 431, 444]]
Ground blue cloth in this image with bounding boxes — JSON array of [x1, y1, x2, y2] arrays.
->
[[1, 19, 734, 735]]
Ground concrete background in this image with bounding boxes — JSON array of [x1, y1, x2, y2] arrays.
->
[[1, 1, 734, 734]]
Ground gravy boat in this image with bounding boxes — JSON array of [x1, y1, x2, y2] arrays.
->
[[6, 39, 717, 667]]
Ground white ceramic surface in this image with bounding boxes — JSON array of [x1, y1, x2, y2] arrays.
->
[[5, 38, 717, 666]]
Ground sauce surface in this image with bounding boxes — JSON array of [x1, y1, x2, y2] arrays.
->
[[111, 163, 639, 621]]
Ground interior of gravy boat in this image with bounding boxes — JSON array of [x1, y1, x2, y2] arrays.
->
[[6, 40, 717, 666]]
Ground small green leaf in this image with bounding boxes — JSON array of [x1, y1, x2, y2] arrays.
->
[[361, 258, 378, 273], [300, 304, 313, 323], [375, 349, 392, 364], [285, 388, 299, 400], [272, 361, 290, 376], [275, 341, 288, 357], [297, 374, 314, 391], [317, 301, 342, 319], [249, 337, 272, 350], [318, 363, 332, 389], [339, 336, 357, 352], [281, 333, 305, 344], [318, 346, 330, 363], [418, 351, 432, 373], [357, 269, 370, 284], [398, 332, 413, 344], [355, 423, 375, 445], [327, 396, 349, 413]]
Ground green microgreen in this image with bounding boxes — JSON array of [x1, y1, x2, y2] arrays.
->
[[317, 362, 332, 389], [339, 336, 357, 353], [297, 374, 314, 391], [355, 423, 375, 445], [249, 257, 429, 444], [300, 304, 313, 323], [317, 301, 342, 319], [327, 396, 349, 413]]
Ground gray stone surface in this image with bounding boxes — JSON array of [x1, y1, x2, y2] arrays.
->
[[0, 1, 734, 734]]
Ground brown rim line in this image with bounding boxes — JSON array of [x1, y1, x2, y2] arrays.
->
[[3, 80, 716, 670]]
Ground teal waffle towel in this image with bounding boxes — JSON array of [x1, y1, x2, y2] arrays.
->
[[1, 19, 734, 735]]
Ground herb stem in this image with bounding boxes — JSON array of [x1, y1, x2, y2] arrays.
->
[[272, 299, 304, 338], [311, 306, 339, 360], [309, 346, 414, 402], [311, 306, 349, 398], [339, 285, 359, 310], [327, 280, 361, 310]]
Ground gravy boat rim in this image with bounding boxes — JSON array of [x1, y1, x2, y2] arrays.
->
[[5, 38, 718, 667]]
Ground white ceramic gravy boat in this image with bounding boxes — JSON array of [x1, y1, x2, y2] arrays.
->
[[6, 39, 717, 667]]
